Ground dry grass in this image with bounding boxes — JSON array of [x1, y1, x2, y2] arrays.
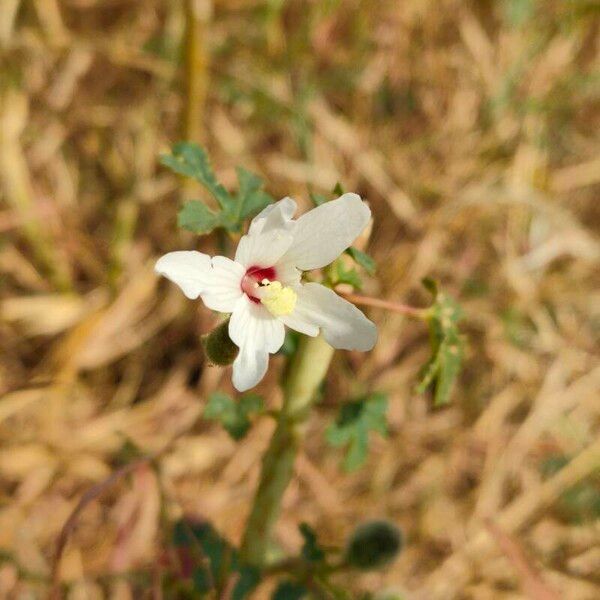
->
[[1, 0, 599, 598]]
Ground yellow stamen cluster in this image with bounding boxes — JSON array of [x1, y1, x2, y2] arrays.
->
[[260, 280, 297, 317]]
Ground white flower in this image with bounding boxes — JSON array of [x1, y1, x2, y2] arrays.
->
[[155, 193, 377, 391]]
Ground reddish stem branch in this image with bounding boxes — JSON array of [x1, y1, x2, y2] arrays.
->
[[49, 455, 155, 599], [485, 519, 561, 600], [339, 290, 427, 319]]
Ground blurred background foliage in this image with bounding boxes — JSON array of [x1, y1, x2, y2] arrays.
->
[[0, 0, 599, 598]]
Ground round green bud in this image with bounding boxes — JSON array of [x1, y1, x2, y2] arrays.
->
[[345, 520, 403, 570], [201, 320, 238, 366]]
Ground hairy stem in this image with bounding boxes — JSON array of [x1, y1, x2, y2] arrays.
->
[[184, 0, 210, 146], [240, 335, 335, 566]]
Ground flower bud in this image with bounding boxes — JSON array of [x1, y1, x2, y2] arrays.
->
[[345, 520, 402, 570], [201, 320, 238, 366]]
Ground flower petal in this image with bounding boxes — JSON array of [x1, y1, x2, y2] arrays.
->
[[229, 296, 285, 391], [284, 282, 377, 351], [249, 197, 297, 235], [232, 344, 269, 392], [278, 193, 371, 271], [201, 256, 245, 313], [155, 251, 212, 299], [234, 228, 294, 268]]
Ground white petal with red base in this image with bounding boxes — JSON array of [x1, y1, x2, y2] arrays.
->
[[155, 193, 376, 391]]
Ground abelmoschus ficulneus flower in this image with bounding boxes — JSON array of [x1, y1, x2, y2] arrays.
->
[[155, 193, 377, 391]]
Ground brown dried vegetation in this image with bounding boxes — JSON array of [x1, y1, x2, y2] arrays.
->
[[0, 0, 599, 598]]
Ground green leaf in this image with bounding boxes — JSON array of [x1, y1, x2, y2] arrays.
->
[[172, 519, 261, 597], [332, 181, 345, 196], [299, 523, 325, 563], [326, 393, 388, 471], [234, 167, 273, 221], [177, 200, 223, 234], [309, 191, 329, 207], [173, 521, 231, 588], [204, 392, 265, 440], [346, 247, 376, 275], [161, 142, 232, 211], [161, 142, 275, 235], [192, 567, 211, 593], [231, 566, 261, 600], [272, 581, 308, 600], [415, 279, 465, 406], [335, 261, 363, 289]]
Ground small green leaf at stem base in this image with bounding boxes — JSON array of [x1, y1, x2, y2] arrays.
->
[[172, 519, 261, 598], [204, 392, 265, 441], [326, 392, 388, 471]]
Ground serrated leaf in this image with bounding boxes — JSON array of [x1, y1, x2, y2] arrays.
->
[[172, 519, 261, 597], [416, 280, 465, 406], [162, 142, 275, 235], [272, 581, 308, 600], [299, 523, 325, 563], [346, 247, 376, 275], [177, 200, 223, 234], [204, 392, 265, 440], [235, 167, 273, 221], [161, 142, 232, 211], [326, 393, 388, 471]]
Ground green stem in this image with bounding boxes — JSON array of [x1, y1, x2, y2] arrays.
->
[[240, 335, 335, 566]]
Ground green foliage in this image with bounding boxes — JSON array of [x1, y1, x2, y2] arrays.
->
[[328, 260, 363, 289], [415, 278, 465, 407], [326, 392, 388, 471], [272, 580, 308, 600], [161, 142, 274, 235], [204, 392, 265, 440], [346, 247, 376, 275], [309, 192, 328, 207], [299, 523, 325, 563], [172, 520, 260, 598], [279, 330, 300, 357], [177, 201, 222, 236], [345, 520, 403, 571]]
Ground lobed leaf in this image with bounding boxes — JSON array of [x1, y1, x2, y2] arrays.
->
[[161, 142, 275, 235], [415, 278, 465, 406], [172, 519, 260, 598], [326, 392, 388, 471], [204, 392, 265, 440]]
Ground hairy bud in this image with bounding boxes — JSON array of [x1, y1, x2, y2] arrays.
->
[[201, 320, 238, 366], [345, 520, 402, 570]]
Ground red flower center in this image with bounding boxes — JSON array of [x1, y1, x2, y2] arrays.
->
[[241, 265, 277, 303]]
